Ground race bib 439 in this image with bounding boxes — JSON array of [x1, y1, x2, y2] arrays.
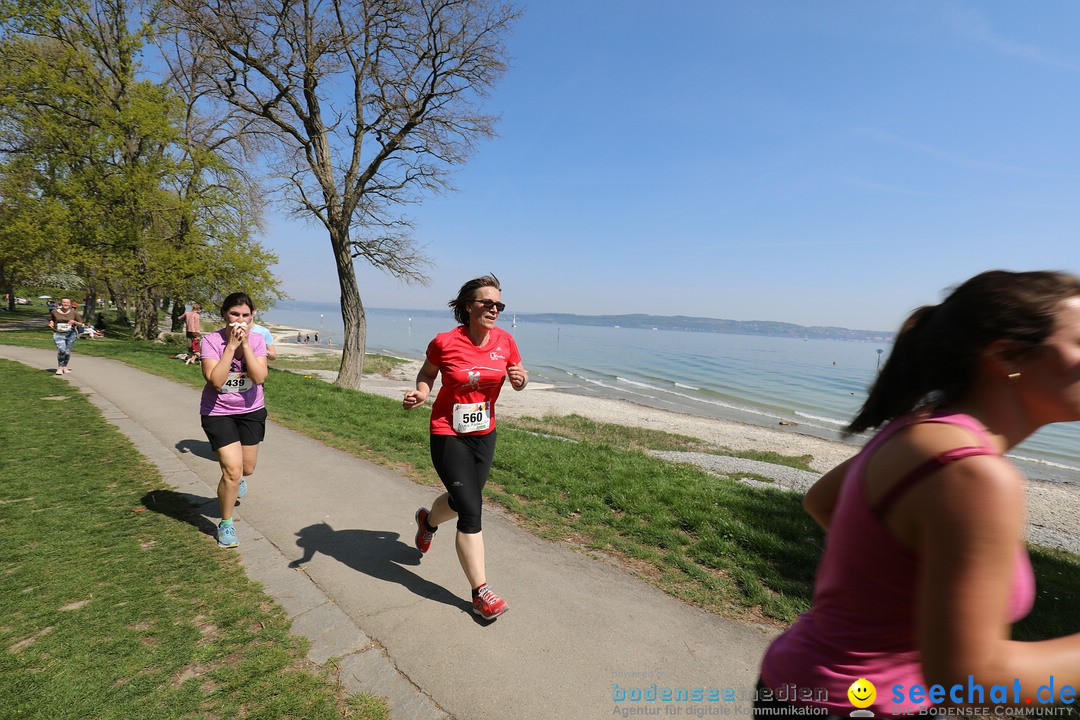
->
[[218, 372, 253, 394]]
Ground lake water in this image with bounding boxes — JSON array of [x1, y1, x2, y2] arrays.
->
[[262, 303, 1080, 485]]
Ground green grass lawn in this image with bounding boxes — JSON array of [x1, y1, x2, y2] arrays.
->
[[272, 352, 408, 375], [3, 321, 1078, 636], [0, 359, 387, 719]]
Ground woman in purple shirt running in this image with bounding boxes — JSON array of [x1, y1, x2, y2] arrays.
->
[[199, 292, 269, 548]]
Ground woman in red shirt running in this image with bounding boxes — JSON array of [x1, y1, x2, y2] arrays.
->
[[403, 275, 528, 620]]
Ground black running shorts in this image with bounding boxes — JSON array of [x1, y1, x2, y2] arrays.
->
[[201, 407, 267, 451]]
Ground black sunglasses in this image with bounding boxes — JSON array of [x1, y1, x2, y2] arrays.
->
[[475, 299, 506, 313]]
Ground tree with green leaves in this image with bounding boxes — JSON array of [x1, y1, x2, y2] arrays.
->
[[0, 157, 69, 310], [1, 3, 189, 336], [1, 1, 283, 335], [159, 0, 519, 387], [157, 29, 283, 324]]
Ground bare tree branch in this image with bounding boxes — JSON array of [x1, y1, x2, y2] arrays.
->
[[158, 0, 518, 386]]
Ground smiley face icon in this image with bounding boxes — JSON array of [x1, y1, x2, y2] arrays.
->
[[848, 678, 876, 709]]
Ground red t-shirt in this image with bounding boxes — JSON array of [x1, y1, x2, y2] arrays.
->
[[427, 325, 521, 436]]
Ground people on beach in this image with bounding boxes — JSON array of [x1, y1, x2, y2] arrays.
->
[[248, 316, 277, 361], [198, 292, 268, 548], [755, 270, 1080, 717], [48, 297, 84, 375], [402, 274, 528, 620], [179, 303, 202, 358]]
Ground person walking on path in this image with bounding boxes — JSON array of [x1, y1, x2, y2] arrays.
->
[[199, 292, 268, 548], [403, 275, 528, 620], [179, 303, 202, 357], [48, 297, 84, 375], [756, 270, 1080, 718]]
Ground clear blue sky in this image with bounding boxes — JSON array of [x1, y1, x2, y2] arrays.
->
[[263, 1, 1080, 333]]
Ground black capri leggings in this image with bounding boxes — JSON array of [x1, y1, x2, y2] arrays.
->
[[430, 431, 497, 534]]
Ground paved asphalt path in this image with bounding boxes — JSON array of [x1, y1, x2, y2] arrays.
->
[[2, 345, 775, 720]]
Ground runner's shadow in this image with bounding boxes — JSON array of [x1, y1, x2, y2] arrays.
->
[[289, 523, 475, 616], [176, 438, 217, 461], [140, 489, 218, 537]]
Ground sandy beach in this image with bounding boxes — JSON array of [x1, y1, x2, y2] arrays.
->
[[269, 329, 1080, 554]]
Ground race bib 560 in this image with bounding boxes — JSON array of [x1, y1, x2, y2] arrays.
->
[[452, 402, 491, 434]]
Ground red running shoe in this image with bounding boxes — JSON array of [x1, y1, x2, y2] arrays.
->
[[472, 584, 508, 620], [414, 507, 436, 554]]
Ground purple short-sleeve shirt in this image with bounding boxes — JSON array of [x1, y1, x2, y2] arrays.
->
[[199, 329, 267, 416]]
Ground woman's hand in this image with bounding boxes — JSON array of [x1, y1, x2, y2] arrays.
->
[[226, 322, 246, 348], [402, 389, 428, 410], [507, 363, 528, 390], [404, 361, 438, 409]]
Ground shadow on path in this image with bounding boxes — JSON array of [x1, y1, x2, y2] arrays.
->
[[141, 488, 218, 538], [289, 523, 475, 617], [176, 438, 216, 462]]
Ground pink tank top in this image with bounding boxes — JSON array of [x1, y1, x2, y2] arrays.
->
[[759, 412, 1035, 715]]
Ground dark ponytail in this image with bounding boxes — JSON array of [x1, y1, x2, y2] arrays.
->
[[845, 305, 939, 435], [844, 270, 1080, 436]]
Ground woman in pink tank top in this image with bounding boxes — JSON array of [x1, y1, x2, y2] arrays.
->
[[757, 270, 1080, 718]]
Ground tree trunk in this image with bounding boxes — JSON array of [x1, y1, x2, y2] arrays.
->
[[103, 278, 128, 325], [330, 225, 366, 388], [83, 277, 97, 319], [168, 298, 184, 332], [2, 267, 14, 311], [82, 271, 98, 320], [132, 285, 158, 339]]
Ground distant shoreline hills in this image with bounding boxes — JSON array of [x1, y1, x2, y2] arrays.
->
[[518, 313, 895, 342], [276, 301, 895, 343]]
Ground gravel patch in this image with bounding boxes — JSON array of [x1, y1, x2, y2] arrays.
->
[[649, 452, 1080, 555], [648, 451, 820, 493]]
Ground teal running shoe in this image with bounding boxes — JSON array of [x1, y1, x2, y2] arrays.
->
[[237, 477, 247, 499], [217, 522, 238, 548]]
